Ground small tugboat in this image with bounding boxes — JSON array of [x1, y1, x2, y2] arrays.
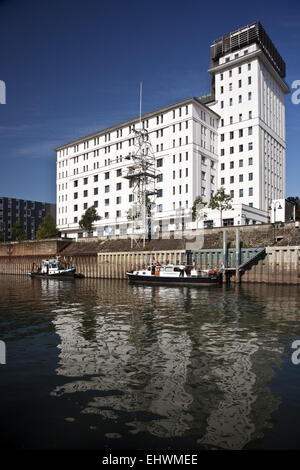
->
[[28, 258, 77, 279], [126, 263, 222, 286]]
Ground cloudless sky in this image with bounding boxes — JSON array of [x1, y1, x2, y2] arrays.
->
[[0, 0, 299, 203]]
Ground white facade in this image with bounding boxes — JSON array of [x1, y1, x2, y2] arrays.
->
[[55, 22, 288, 238], [207, 23, 289, 213], [56, 98, 219, 238]]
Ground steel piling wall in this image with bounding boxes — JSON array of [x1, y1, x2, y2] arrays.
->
[[0, 245, 299, 284]]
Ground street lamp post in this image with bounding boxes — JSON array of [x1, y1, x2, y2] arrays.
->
[[269, 201, 283, 244]]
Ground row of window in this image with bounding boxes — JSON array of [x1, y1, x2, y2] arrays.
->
[[221, 158, 253, 170], [220, 110, 253, 127], [220, 63, 252, 81], [221, 173, 253, 184], [221, 92, 252, 108], [220, 76, 252, 93], [221, 142, 253, 155], [227, 188, 254, 198], [221, 127, 253, 141]]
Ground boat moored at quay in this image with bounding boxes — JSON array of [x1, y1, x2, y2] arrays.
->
[[28, 258, 77, 279], [126, 263, 222, 286]]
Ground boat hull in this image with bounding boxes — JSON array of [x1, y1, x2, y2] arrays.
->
[[29, 268, 76, 279], [126, 272, 221, 286]]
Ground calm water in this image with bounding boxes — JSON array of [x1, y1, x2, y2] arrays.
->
[[0, 275, 300, 450]]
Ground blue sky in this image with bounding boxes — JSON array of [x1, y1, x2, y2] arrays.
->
[[0, 0, 299, 203]]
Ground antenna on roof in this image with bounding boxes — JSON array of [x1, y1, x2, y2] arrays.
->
[[139, 81, 142, 127]]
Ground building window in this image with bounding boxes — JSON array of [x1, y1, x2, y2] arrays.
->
[[116, 169, 122, 177], [105, 185, 110, 193], [157, 158, 163, 167], [157, 189, 163, 198], [94, 188, 98, 195], [249, 172, 253, 181], [249, 187, 253, 196], [239, 174, 243, 182], [230, 161, 234, 169], [230, 176, 234, 184], [248, 157, 253, 165], [84, 177, 88, 184], [248, 142, 253, 150], [116, 182, 122, 190], [74, 192, 78, 199], [248, 126, 253, 135], [239, 189, 244, 197], [221, 177, 225, 185], [230, 131, 234, 139], [105, 172, 110, 179], [239, 159, 244, 167], [83, 190, 88, 197]]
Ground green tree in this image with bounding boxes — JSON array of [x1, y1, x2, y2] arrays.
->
[[11, 220, 27, 241], [36, 213, 60, 239], [191, 196, 207, 223], [79, 205, 101, 235], [208, 187, 233, 227]]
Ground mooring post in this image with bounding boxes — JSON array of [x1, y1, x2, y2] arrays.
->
[[222, 230, 228, 283], [235, 228, 241, 283]]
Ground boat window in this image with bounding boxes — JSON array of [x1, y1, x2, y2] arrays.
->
[[165, 267, 174, 272]]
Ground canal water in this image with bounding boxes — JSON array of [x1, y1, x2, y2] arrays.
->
[[0, 275, 299, 450]]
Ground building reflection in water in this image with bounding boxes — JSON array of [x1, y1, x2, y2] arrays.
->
[[42, 278, 300, 449]]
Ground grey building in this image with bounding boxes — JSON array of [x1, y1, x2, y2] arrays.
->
[[0, 197, 56, 242]]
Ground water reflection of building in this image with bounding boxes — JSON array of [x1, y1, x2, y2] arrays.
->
[[49, 279, 300, 449]]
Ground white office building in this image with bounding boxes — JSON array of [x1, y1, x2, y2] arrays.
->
[[55, 22, 289, 239]]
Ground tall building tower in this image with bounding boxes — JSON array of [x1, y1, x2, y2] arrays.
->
[[206, 22, 289, 212]]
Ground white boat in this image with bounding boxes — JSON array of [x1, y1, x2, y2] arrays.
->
[[28, 258, 77, 279], [126, 263, 222, 286]]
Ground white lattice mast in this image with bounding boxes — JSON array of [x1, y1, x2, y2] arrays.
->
[[124, 83, 157, 247]]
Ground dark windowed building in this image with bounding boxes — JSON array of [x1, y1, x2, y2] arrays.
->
[[0, 197, 56, 242]]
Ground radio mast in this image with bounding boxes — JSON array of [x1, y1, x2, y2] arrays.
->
[[124, 82, 158, 248]]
